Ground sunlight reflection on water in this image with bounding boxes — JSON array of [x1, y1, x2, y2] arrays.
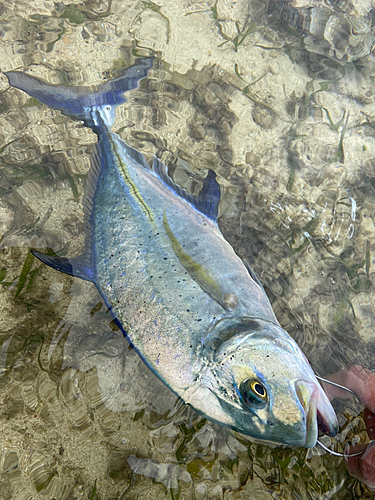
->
[[0, 0, 375, 499]]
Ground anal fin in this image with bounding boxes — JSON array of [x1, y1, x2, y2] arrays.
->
[[31, 249, 94, 281]]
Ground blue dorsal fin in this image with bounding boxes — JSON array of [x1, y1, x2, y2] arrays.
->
[[123, 141, 152, 170], [151, 156, 220, 222], [31, 250, 94, 281]]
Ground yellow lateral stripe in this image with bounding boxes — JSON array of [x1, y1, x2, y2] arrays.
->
[[163, 210, 225, 308], [111, 138, 154, 224]]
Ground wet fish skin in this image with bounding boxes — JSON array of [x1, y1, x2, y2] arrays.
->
[[5, 59, 338, 447]]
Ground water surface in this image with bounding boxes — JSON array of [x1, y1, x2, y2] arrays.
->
[[0, 0, 375, 498]]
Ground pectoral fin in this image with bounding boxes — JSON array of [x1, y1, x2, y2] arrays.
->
[[163, 211, 232, 309]]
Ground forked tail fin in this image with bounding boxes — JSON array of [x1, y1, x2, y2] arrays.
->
[[4, 57, 154, 280], [5, 57, 154, 128]]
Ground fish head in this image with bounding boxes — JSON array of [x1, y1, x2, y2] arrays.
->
[[200, 318, 338, 447]]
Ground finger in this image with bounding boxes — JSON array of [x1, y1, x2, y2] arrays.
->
[[359, 442, 375, 487], [325, 365, 375, 413], [364, 408, 375, 439], [346, 442, 375, 487]]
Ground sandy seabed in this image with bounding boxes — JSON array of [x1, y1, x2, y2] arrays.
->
[[0, 0, 375, 498]]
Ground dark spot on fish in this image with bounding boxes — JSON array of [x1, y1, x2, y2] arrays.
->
[[186, 309, 190, 312], [267, 420, 274, 427]]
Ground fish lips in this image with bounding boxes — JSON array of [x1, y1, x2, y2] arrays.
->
[[296, 380, 338, 448]]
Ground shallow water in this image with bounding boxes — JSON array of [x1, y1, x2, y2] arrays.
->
[[0, 0, 375, 498]]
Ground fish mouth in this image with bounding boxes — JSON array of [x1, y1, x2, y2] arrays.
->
[[297, 381, 339, 448], [317, 408, 338, 437]]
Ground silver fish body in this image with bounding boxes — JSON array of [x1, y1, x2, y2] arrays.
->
[[5, 59, 338, 447]]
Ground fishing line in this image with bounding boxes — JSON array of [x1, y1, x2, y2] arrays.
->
[[315, 375, 367, 457], [316, 439, 369, 458], [315, 375, 359, 398]]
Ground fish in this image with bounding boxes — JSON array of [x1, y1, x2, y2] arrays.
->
[[5, 58, 338, 447]]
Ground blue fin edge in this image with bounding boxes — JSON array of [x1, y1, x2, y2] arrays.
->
[[31, 249, 94, 281], [123, 143, 220, 222], [5, 57, 154, 127], [151, 156, 220, 222]]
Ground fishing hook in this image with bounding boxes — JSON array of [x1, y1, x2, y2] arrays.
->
[[315, 375, 372, 458], [316, 439, 369, 458]]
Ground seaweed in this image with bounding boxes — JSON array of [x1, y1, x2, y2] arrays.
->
[[334, 296, 356, 325], [60, 4, 87, 24], [133, 409, 145, 422], [175, 418, 207, 463], [140, 1, 171, 43], [232, 22, 256, 52], [218, 22, 256, 52], [242, 84, 277, 117], [366, 245, 371, 277], [0, 268, 6, 283], [89, 479, 97, 499], [15, 251, 35, 298], [66, 173, 80, 202], [210, 0, 218, 20], [35, 470, 56, 491], [288, 215, 320, 255]]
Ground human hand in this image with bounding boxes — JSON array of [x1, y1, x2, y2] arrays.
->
[[345, 408, 375, 487], [323, 365, 375, 487]]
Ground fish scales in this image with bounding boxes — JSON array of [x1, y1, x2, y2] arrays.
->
[[5, 58, 339, 447], [92, 127, 277, 391]]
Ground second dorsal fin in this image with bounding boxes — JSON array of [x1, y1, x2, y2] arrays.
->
[[151, 156, 220, 222]]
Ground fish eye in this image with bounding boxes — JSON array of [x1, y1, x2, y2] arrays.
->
[[240, 378, 267, 408]]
